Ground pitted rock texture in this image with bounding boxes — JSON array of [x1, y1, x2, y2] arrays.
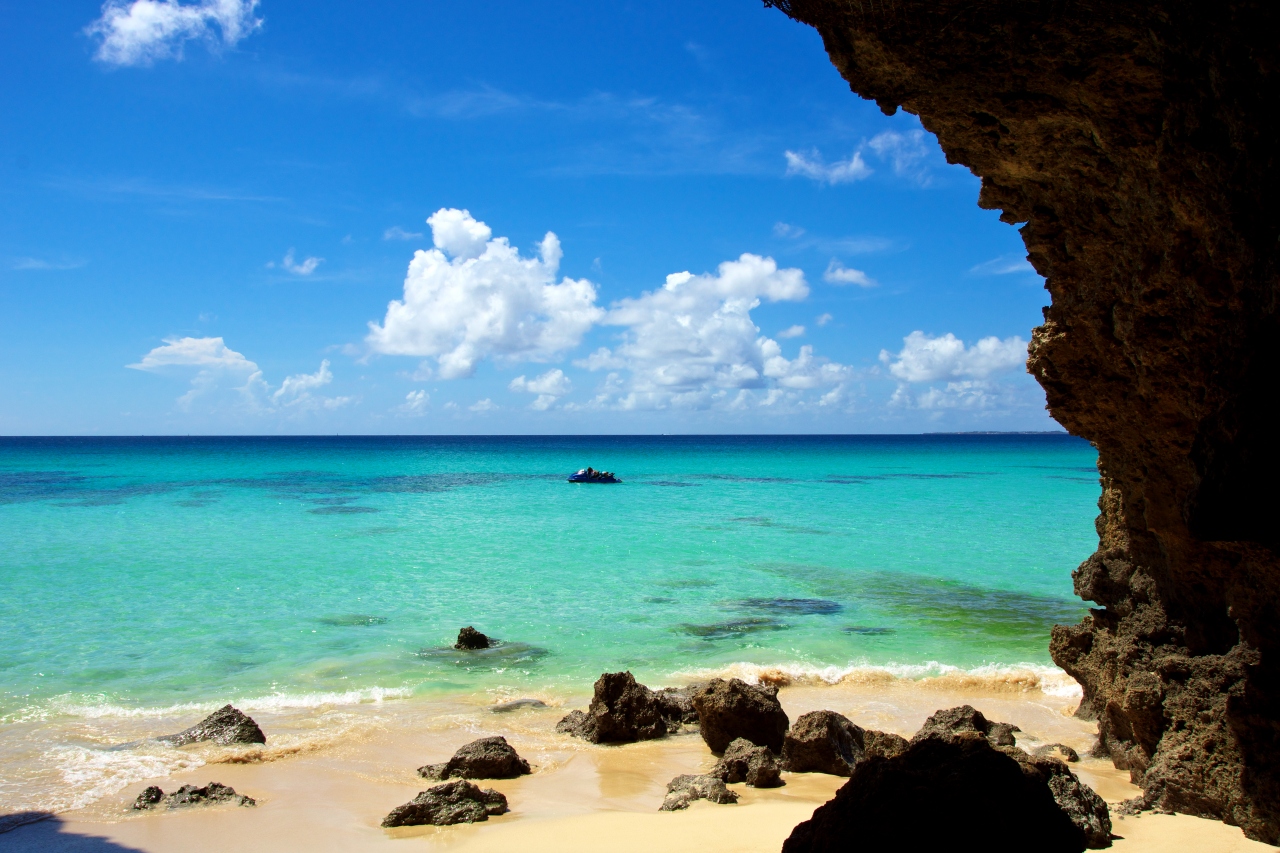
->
[[454, 626, 490, 650], [555, 672, 690, 743], [156, 705, 265, 747], [381, 780, 508, 827], [782, 710, 908, 776], [659, 774, 739, 811], [132, 782, 255, 810], [765, 0, 1280, 842], [712, 737, 784, 788], [417, 736, 531, 781], [911, 705, 1020, 749], [691, 678, 789, 755]]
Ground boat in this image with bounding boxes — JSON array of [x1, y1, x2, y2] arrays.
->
[[568, 468, 621, 483]]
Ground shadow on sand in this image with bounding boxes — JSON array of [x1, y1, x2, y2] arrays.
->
[[0, 813, 147, 852]]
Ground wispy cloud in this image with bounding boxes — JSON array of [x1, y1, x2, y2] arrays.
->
[[383, 225, 423, 241], [86, 0, 263, 67], [823, 260, 876, 287], [785, 128, 938, 187], [969, 255, 1037, 276], [267, 249, 323, 276], [11, 257, 87, 271], [783, 149, 872, 185], [777, 325, 805, 339]]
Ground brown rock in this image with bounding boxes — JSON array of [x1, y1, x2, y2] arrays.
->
[[381, 780, 507, 827], [911, 705, 1020, 749], [691, 678, 789, 755], [659, 774, 739, 811], [554, 672, 670, 744], [713, 737, 784, 788], [155, 705, 265, 747], [132, 782, 255, 810], [782, 710, 906, 776], [454, 626, 490, 650], [417, 736, 531, 780]]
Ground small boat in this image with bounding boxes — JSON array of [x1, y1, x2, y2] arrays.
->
[[568, 468, 621, 484]]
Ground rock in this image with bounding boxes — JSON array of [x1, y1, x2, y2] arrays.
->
[[381, 780, 508, 827], [417, 736, 531, 780], [155, 705, 266, 747], [1012, 752, 1113, 849], [1035, 744, 1082, 763], [764, 1, 1280, 842], [911, 705, 1020, 749], [132, 783, 255, 810], [454, 626, 491, 650], [782, 735, 1091, 853], [490, 698, 547, 713], [713, 738, 783, 788], [691, 678, 789, 754], [654, 684, 705, 725], [781, 710, 905, 776], [555, 672, 671, 744], [659, 774, 740, 811]]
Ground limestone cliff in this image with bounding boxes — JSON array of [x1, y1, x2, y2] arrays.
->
[[764, 0, 1279, 842]]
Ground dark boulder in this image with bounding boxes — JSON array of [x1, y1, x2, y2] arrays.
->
[[156, 705, 266, 747], [782, 735, 1091, 853], [418, 736, 531, 780], [1010, 750, 1112, 848], [555, 672, 671, 744], [555, 710, 588, 736], [455, 626, 491, 650], [659, 774, 740, 811], [1035, 743, 1082, 763], [782, 710, 907, 776], [911, 704, 1020, 749], [132, 782, 255, 810], [654, 683, 705, 725], [713, 737, 784, 788], [381, 780, 508, 827], [691, 678, 789, 754]]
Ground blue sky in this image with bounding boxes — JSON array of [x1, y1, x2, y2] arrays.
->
[[0, 0, 1056, 435]]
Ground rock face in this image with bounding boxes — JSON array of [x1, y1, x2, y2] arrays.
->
[[764, 1, 1280, 841], [156, 705, 266, 747], [659, 774, 740, 811], [713, 737, 784, 788], [132, 783, 255, 810], [555, 672, 692, 743], [654, 684, 704, 725], [381, 780, 508, 827], [417, 736, 531, 781], [691, 678, 789, 754], [454, 627, 490, 650], [782, 735, 1096, 852], [911, 705, 1020, 749], [782, 710, 908, 776]]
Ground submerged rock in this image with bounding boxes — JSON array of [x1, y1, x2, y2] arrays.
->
[[556, 672, 691, 743], [416, 641, 549, 670], [490, 698, 548, 713], [659, 774, 739, 811], [713, 738, 783, 788], [132, 782, 255, 810], [911, 704, 1020, 749], [417, 736, 531, 781], [782, 710, 908, 776], [156, 705, 266, 747], [691, 678, 789, 754], [455, 626, 491, 650], [382, 780, 508, 827]]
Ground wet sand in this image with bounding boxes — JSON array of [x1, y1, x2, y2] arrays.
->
[[4, 678, 1270, 852]]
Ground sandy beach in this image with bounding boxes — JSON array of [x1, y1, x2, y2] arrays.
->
[[4, 675, 1271, 852]]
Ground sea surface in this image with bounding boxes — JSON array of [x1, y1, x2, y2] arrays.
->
[[0, 434, 1100, 820]]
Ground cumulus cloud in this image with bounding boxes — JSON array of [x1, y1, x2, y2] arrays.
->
[[777, 325, 805, 339], [87, 0, 263, 67], [879, 331, 1028, 383], [272, 359, 331, 404], [783, 149, 872, 185], [128, 336, 256, 372], [384, 226, 424, 241], [509, 368, 572, 410], [469, 398, 497, 412], [824, 260, 875, 287], [367, 209, 604, 379], [399, 389, 429, 414]]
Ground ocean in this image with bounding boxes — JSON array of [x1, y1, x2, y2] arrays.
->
[[0, 434, 1100, 821]]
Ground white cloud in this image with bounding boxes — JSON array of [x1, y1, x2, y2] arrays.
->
[[867, 130, 931, 185], [509, 369, 571, 396], [366, 208, 604, 378], [273, 359, 332, 405], [398, 389, 429, 414], [128, 336, 257, 372], [824, 260, 875, 287], [469, 398, 497, 412], [880, 331, 1028, 383], [773, 222, 805, 239], [784, 149, 872, 185], [278, 249, 322, 276], [889, 380, 1012, 411], [384, 225, 424, 241], [87, 0, 263, 67], [777, 325, 805, 339], [970, 255, 1037, 276], [815, 313, 833, 327]]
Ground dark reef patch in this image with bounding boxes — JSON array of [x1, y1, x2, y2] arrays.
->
[[308, 505, 380, 515], [734, 598, 844, 616], [417, 641, 549, 670], [678, 617, 790, 640]]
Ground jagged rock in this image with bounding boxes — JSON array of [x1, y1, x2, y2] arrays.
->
[[1035, 744, 1081, 763], [713, 737, 783, 787], [781, 710, 907, 776], [454, 626, 490, 650], [555, 672, 672, 744], [490, 698, 547, 713], [654, 683, 705, 725], [156, 705, 266, 747], [417, 736, 531, 780], [691, 678, 789, 754], [132, 782, 255, 810], [911, 705, 1020, 749], [782, 735, 1093, 852], [1011, 752, 1113, 849], [381, 780, 508, 827], [764, 1, 1280, 842], [659, 774, 740, 811]]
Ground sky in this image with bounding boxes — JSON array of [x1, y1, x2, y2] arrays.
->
[[0, 0, 1059, 435]]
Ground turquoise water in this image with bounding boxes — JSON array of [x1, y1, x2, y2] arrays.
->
[[0, 435, 1099, 722]]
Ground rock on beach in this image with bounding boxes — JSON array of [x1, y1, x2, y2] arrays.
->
[[659, 774, 740, 811], [418, 736, 531, 781], [382, 780, 508, 827], [556, 672, 694, 743], [691, 678, 789, 754], [155, 705, 266, 747], [712, 737, 783, 788], [132, 782, 255, 810], [782, 710, 908, 776]]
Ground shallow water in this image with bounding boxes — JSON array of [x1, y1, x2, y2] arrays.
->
[[0, 434, 1100, 817]]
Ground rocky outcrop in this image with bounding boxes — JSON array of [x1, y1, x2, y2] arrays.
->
[[691, 678, 789, 754], [782, 735, 1101, 852], [381, 780, 508, 827], [654, 684, 704, 725], [418, 736, 531, 781], [911, 705, 1020, 749], [659, 774, 740, 811], [556, 672, 692, 743], [1013, 750, 1113, 849], [782, 710, 908, 776], [454, 627, 490, 650], [156, 705, 265, 747], [1035, 744, 1082, 763], [132, 783, 255, 810], [764, 1, 1280, 841], [712, 738, 784, 788]]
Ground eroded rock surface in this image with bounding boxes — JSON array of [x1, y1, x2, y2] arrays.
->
[[555, 672, 690, 743], [712, 737, 783, 788], [417, 736, 531, 781], [764, 0, 1280, 841], [659, 774, 739, 811], [911, 705, 1020, 749], [132, 783, 255, 810], [454, 626, 490, 650], [691, 678, 789, 754], [156, 705, 265, 747], [382, 780, 508, 827], [782, 710, 908, 776]]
